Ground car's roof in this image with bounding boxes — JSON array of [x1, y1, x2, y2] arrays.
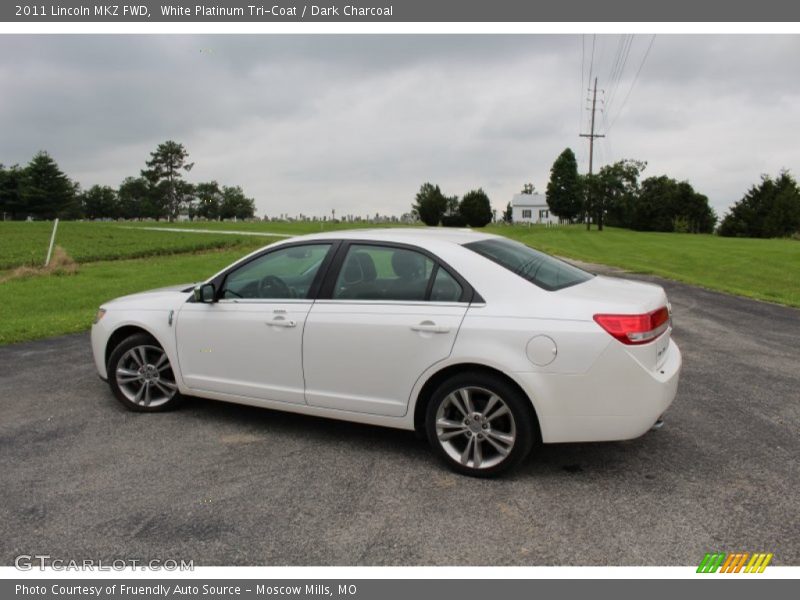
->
[[287, 227, 499, 246]]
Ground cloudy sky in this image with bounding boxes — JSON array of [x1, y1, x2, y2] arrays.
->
[[1, 34, 798, 218]]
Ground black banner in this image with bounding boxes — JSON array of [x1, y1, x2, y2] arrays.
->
[[4, 579, 797, 600], [3, 0, 800, 22]]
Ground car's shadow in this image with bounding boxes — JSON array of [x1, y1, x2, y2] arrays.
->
[[173, 395, 666, 481]]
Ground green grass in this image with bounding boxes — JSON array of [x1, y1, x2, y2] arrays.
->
[[121, 221, 800, 307], [135, 220, 413, 235], [1, 221, 798, 346], [0, 243, 270, 345], [0, 221, 273, 269], [486, 224, 800, 307]]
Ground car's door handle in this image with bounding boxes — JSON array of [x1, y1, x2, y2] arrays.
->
[[411, 323, 451, 334], [267, 319, 297, 328]]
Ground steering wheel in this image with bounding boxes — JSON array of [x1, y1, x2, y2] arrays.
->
[[258, 275, 291, 298]]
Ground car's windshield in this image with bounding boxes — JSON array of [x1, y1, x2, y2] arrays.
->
[[464, 238, 594, 291]]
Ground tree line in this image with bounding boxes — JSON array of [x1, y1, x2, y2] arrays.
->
[[542, 147, 800, 238], [0, 141, 256, 222], [543, 148, 717, 233], [717, 172, 800, 238], [411, 184, 493, 227]]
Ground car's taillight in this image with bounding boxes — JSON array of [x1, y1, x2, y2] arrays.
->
[[593, 306, 671, 345]]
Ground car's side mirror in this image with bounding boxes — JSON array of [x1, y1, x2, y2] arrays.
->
[[194, 283, 217, 303]]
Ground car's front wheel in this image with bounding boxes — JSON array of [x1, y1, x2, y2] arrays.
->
[[107, 333, 183, 412], [425, 373, 536, 477]]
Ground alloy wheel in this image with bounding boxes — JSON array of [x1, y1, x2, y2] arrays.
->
[[115, 345, 178, 409], [435, 386, 517, 470]]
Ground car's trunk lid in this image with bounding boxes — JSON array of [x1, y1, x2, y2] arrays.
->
[[562, 275, 672, 370]]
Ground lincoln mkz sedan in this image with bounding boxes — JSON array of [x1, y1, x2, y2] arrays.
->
[[92, 229, 681, 476]]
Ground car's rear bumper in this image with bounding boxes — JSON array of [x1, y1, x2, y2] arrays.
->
[[516, 338, 682, 444]]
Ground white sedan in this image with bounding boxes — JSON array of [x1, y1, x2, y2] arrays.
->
[[91, 228, 681, 476]]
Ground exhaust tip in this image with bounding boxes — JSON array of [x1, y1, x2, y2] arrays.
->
[[651, 418, 665, 431]]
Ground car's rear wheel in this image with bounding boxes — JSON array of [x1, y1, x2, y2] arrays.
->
[[425, 373, 536, 477], [107, 333, 183, 412]]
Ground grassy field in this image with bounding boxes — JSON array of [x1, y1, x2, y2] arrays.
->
[[137, 220, 411, 235], [487, 225, 800, 307], [0, 244, 270, 345], [118, 221, 800, 307], [1, 220, 798, 345], [0, 221, 274, 269]]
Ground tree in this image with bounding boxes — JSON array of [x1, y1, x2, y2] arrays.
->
[[521, 183, 535, 194], [502, 201, 513, 223], [141, 141, 194, 221], [633, 176, 716, 233], [20, 151, 79, 219], [719, 172, 800, 238], [445, 195, 460, 216], [117, 176, 152, 219], [546, 148, 583, 223], [459, 188, 493, 227], [194, 181, 224, 220], [81, 185, 118, 220], [175, 179, 196, 220], [441, 213, 468, 227], [440, 194, 465, 226], [411, 182, 448, 226], [671, 182, 716, 234], [0, 164, 24, 220], [592, 159, 646, 230], [219, 186, 256, 220]]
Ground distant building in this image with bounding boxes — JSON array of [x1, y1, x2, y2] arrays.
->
[[511, 193, 558, 224]]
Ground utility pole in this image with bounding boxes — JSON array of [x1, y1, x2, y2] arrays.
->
[[580, 77, 605, 230]]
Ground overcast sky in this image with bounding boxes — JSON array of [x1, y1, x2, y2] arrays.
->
[[1, 34, 798, 218]]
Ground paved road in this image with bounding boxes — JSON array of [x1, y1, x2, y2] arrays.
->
[[1, 273, 798, 566]]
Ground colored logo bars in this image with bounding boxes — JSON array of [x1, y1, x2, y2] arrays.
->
[[697, 552, 773, 573]]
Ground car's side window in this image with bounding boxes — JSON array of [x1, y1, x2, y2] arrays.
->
[[430, 266, 463, 302], [333, 244, 437, 302], [221, 244, 331, 300]]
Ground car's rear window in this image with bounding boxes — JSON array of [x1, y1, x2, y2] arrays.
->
[[464, 238, 594, 291]]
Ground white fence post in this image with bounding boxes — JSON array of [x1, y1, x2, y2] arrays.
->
[[45, 218, 59, 266]]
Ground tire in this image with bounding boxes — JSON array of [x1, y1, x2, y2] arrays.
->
[[107, 333, 184, 412], [425, 372, 537, 477]]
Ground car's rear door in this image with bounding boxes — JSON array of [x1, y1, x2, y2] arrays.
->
[[302, 242, 471, 417]]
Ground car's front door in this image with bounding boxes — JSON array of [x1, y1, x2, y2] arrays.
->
[[303, 243, 471, 417], [176, 242, 333, 404]]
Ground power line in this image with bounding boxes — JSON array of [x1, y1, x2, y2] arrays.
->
[[587, 34, 596, 98], [593, 34, 606, 87], [600, 106, 613, 163], [608, 34, 656, 133], [606, 34, 634, 114], [605, 35, 627, 99], [579, 34, 586, 133], [603, 37, 624, 117], [581, 35, 585, 101]]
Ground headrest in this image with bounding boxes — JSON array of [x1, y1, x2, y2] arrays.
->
[[391, 250, 425, 279]]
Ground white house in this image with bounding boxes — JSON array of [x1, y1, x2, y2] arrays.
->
[[511, 193, 559, 225]]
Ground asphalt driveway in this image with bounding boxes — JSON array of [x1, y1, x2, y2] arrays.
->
[[1, 272, 798, 565]]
